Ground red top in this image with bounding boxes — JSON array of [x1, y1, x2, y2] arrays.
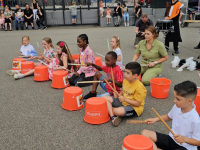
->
[[102, 65, 123, 95]]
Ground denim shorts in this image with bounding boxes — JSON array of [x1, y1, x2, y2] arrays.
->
[[72, 15, 77, 19], [97, 75, 110, 97]]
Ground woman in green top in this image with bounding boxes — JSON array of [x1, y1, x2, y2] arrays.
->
[[132, 26, 168, 86]]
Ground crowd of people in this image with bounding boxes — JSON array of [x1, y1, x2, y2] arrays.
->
[[0, 0, 47, 31], [4, 0, 200, 150]]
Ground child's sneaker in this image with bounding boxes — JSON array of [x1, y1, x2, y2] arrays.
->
[[14, 73, 24, 80], [111, 116, 122, 127], [43, 27, 47, 30], [6, 70, 20, 76], [83, 91, 97, 101], [124, 23, 126, 26], [127, 22, 129, 26]]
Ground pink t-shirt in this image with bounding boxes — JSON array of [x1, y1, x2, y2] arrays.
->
[[106, 9, 111, 15]]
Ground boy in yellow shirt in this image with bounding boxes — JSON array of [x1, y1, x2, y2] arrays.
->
[[103, 62, 147, 127]]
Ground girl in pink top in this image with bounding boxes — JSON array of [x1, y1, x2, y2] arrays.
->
[[106, 6, 111, 24], [49, 41, 77, 79], [0, 10, 5, 29], [69, 34, 96, 87]]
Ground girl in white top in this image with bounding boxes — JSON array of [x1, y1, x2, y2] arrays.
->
[[111, 35, 124, 70]]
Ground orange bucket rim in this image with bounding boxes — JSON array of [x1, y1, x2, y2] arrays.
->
[[150, 78, 172, 85]]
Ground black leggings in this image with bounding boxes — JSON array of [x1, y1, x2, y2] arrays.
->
[[36, 17, 45, 27], [69, 73, 94, 87], [165, 41, 179, 51]]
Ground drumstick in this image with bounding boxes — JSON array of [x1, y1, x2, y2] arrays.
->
[[16, 51, 21, 55], [68, 63, 85, 66], [77, 81, 103, 84], [103, 78, 120, 97], [151, 108, 182, 144], [107, 39, 110, 51], [127, 120, 148, 124], [36, 40, 42, 54], [64, 44, 73, 59], [37, 59, 48, 66], [141, 64, 148, 67], [111, 67, 116, 91], [96, 52, 105, 58], [60, 66, 76, 75]]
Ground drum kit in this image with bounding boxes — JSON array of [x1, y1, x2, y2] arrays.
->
[[155, 19, 175, 55]]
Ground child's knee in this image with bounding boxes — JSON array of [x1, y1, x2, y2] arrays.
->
[[141, 129, 149, 136], [95, 71, 102, 79], [103, 95, 112, 103]]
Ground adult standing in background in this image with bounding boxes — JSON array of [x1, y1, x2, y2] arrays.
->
[[24, 3, 34, 29], [36, 5, 47, 30], [132, 2, 142, 26], [32, 0, 39, 20]]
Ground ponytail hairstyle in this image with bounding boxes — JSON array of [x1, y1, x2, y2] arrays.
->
[[77, 34, 89, 45], [56, 41, 77, 71], [43, 37, 54, 49], [145, 26, 159, 39], [112, 35, 121, 49]]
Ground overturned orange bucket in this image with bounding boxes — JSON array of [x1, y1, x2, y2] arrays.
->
[[95, 57, 102, 67], [194, 89, 200, 115], [72, 54, 79, 61], [62, 87, 84, 111], [34, 65, 49, 81], [21, 61, 35, 74], [12, 58, 26, 70], [122, 134, 153, 150], [138, 74, 141, 82], [84, 97, 110, 124], [150, 78, 171, 99], [51, 70, 70, 89]]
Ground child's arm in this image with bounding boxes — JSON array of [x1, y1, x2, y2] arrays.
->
[[117, 55, 121, 62], [55, 55, 68, 70], [103, 77, 122, 87], [118, 96, 141, 107], [173, 135, 200, 146], [86, 62, 102, 71], [145, 114, 172, 124]]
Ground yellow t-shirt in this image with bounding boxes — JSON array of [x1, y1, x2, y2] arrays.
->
[[122, 79, 147, 116]]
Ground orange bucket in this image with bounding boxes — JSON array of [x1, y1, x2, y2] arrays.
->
[[194, 89, 200, 115], [12, 58, 26, 70], [21, 61, 35, 74], [150, 78, 171, 99], [122, 134, 153, 150], [51, 70, 70, 89], [62, 86, 84, 111], [72, 54, 79, 61], [34, 65, 49, 81], [95, 57, 102, 67], [84, 97, 110, 124], [138, 74, 141, 82]]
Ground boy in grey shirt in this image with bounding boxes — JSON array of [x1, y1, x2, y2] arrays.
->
[[70, 2, 81, 24]]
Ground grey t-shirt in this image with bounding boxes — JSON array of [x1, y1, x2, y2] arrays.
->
[[70, 6, 78, 16], [136, 19, 154, 32]]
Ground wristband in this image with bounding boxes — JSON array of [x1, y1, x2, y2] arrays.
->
[[154, 61, 157, 64]]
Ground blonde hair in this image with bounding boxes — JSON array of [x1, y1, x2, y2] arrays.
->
[[22, 36, 30, 41], [112, 36, 121, 49], [43, 37, 54, 48], [72, 2, 75, 5]]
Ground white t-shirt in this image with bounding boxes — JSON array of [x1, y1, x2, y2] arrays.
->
[[113, 47, 123, 65], [168, 103, 200, 150]]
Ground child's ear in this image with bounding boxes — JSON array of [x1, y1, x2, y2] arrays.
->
[[188, 98, 193, 104]]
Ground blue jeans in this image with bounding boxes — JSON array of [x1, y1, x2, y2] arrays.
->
[[97, 75, 110, 97], [123, 12, 129, 22], [15, 19, 24, 28]]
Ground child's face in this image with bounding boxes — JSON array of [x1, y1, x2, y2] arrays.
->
[[173, 91, 192, 109], [105, 54, 116, 67], [42, 40, 50, 49], [122, 4, 124, 8], [0, 10, 3, 14], [22, 38, 29, 46], [77, 38, 86, 48], [124, 69, 137, 82], [5, 8, 8, 12], [18, 9, 21, 12], [56, 45, 62, 54], [111, 38, 117, 48]]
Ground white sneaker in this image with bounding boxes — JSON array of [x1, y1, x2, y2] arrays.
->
[[6, 70, 20, 76], [127, 22, 129, 26], [124, 23, 126, 26], [179, 21, 181, 24], [14, 73, 24, 80]]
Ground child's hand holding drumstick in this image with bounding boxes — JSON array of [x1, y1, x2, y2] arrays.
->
[[144, 118, 158, 125]]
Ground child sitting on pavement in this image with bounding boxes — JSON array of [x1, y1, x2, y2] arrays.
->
[[141, 80, 200, 150], [103, 62, 147, 127], [83, 51, 123, 99]]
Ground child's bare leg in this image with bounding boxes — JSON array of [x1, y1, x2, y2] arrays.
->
[[104, 95, 114, 117], [108, 18, 110, 23], [5, 23, 7, 30], [106, 17, 108, 24], [112, 107, 125, 116], [72, 19, 74, 23], [23, 62, 40, 77], [25, 22, 27, 27], [141, 130, 160, 150], [9, 23, 11, 30], [74, 18, 76, 23], [91, 71, 102, 91]]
